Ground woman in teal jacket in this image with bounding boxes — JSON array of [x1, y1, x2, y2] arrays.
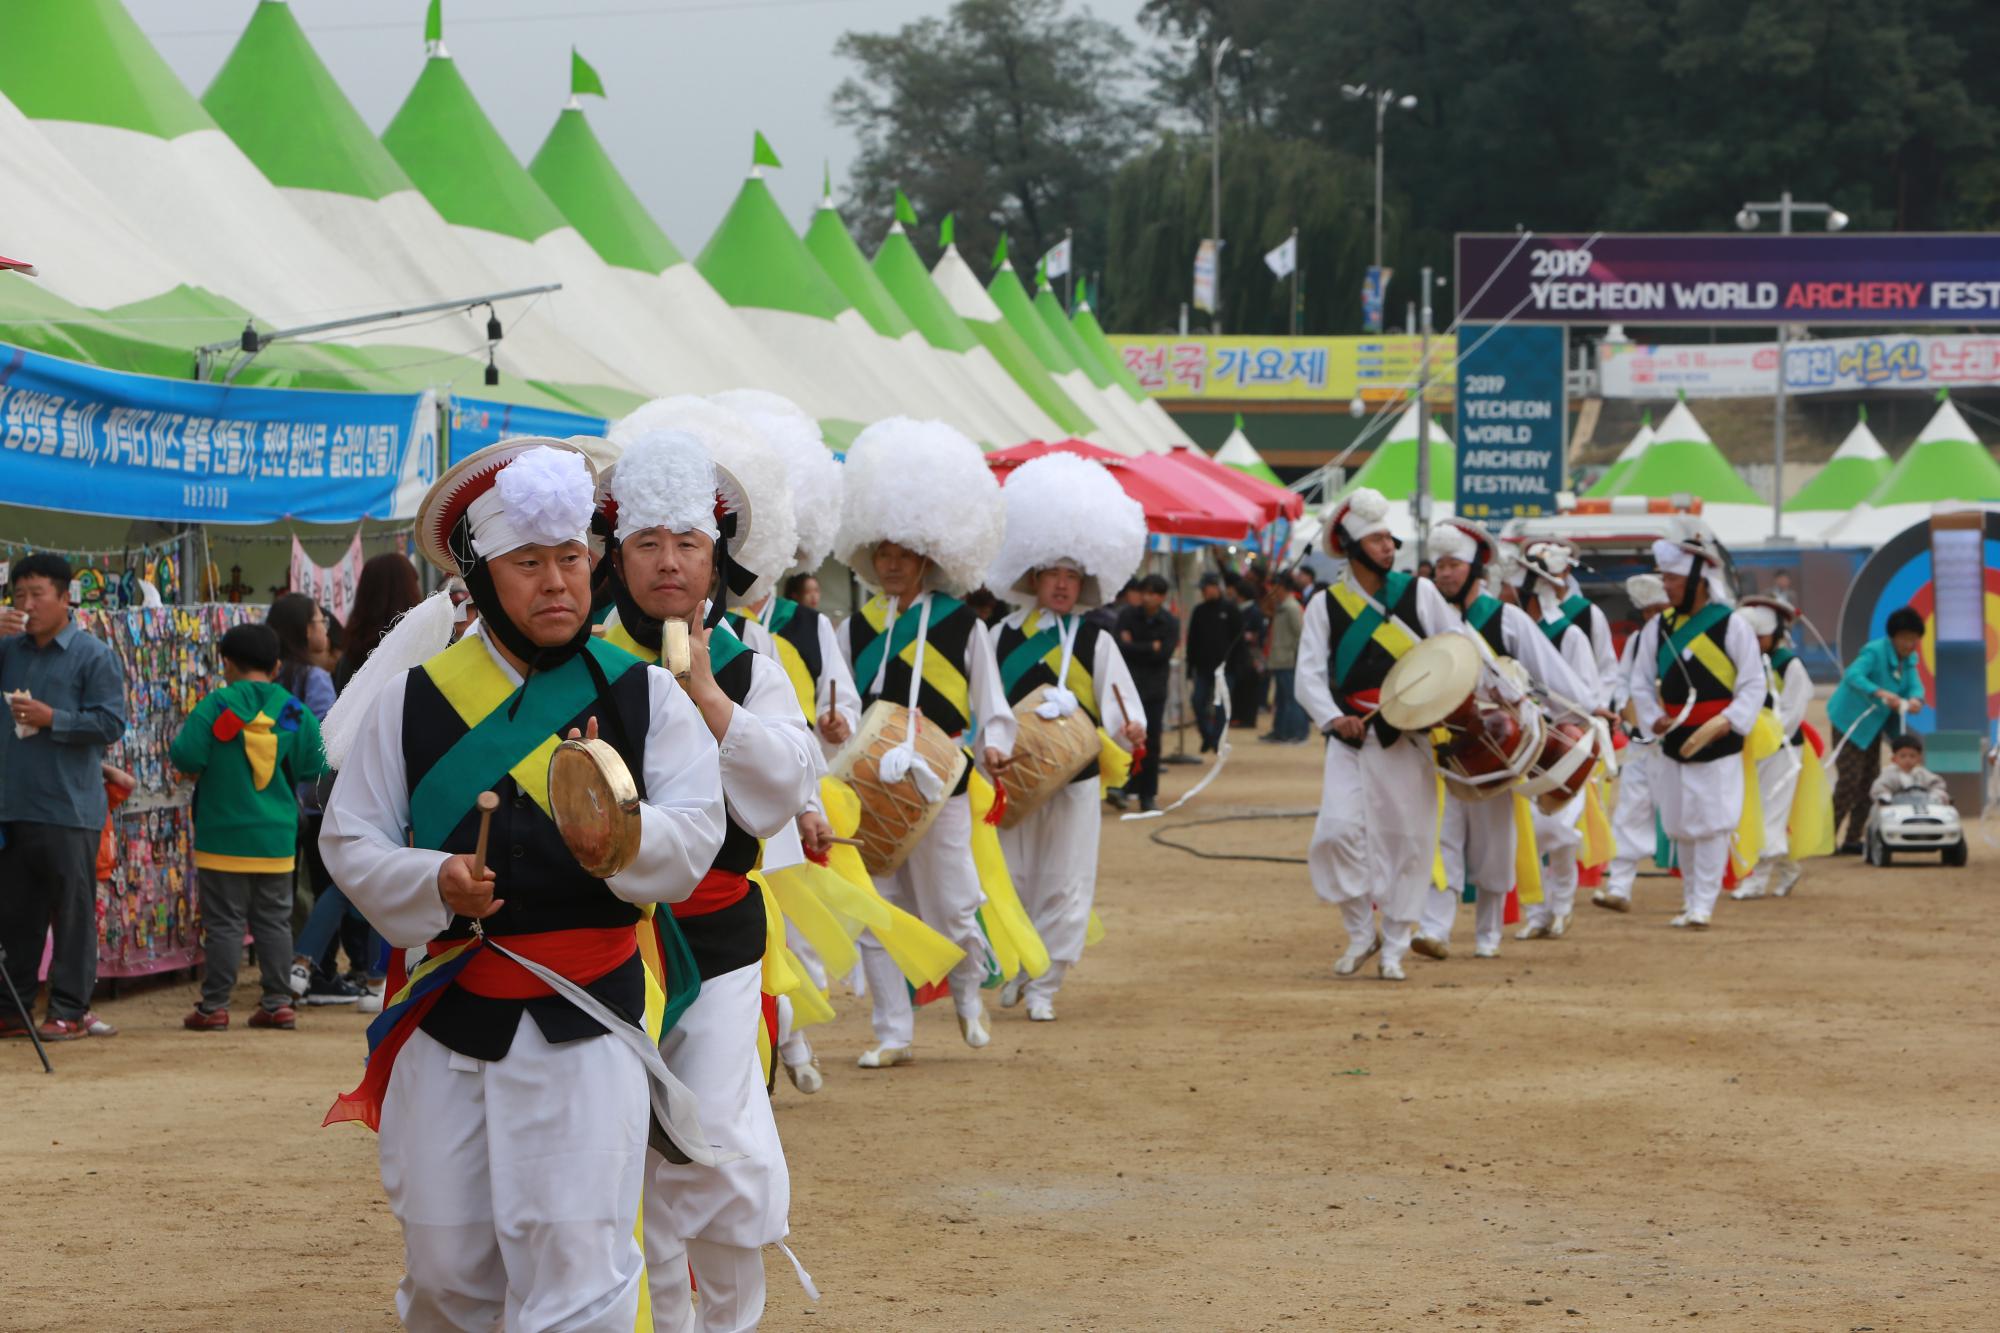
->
[[1829, 606, 1927, 851]]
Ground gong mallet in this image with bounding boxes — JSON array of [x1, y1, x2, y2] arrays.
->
[[1112, 682, 1147, 765], [467, 791, 500, 933]]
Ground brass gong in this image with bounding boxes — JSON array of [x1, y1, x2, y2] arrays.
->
[[548, 738, 642, 878]]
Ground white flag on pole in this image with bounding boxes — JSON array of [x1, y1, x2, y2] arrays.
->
[[1264, 233, 1297, 279], [1192, 239, 1218, 313], [1044, 236, 1073, 278]]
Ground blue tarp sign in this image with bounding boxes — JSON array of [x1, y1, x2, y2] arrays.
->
[[447, 396, 608, 464], [0, 343, 436, 523], [1454, 324, 1567, 522]]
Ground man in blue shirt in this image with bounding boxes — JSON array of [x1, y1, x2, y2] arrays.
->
[[1, 553, 128, 1040], [1828, 605, 1927, 854]]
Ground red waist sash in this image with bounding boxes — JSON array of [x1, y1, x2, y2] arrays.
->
[[671, 868, 752, 919], [1676, 699, 1731, 726], [429, 926, 636, 998]]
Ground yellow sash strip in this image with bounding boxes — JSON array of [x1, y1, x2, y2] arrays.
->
[[818, 776, 964, 986], [861, 596, 972, 722], [1020, 609, 1100, 717], [1790, 740, 1836, 859], [1684, 629, 1738, 690], [1331, 581, 1418, 663], [1096, 728, 1133, 795], [424, 634, 562, 820], [770, 633, 817, 723], [1431, 774, 1449, 891], [765, 864, 861, 977], [968, 770, 1051, 979], [600, 612, 654, 664], [1578, 780, 1614, 870], [1512, 793, 1544, 904]]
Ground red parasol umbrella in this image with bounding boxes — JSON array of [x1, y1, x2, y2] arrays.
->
[[1124, 452, 1264, 540], [0, 255, 38, 276], [986, 440, 1252, 541], [1157, 442, 1303, 524]]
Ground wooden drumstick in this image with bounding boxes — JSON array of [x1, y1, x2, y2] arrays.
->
[[826, 834, 866, 848], [471, 791, 500, 879]]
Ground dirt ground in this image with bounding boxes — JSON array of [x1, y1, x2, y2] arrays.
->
[[4, 730, 1997, 1331]]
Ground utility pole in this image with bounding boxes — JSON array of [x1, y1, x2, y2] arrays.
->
[[1289, 225, 1301, 336], [1210, 37, 1232, 332], [1415, 263, 1434, 559]]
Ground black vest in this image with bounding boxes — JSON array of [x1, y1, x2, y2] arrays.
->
[[847, 598, 979, 795], [1322, 576, 1426, 748], [993, 615, 1105, 784], [400, 656, 653, 1062], [1657, 608, 1747, 763], [677, 644, 768, 982], [1464, 594, 1508, 656], [774, 602, 826, 688]]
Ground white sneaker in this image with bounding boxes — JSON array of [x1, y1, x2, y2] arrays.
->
[[1731, 867, 1770, 900], [1410, 935, 1450, 961], [1473, 942, 1500, 959], [785, 1060, 824, 1094], [1591, 890, 1631, 913], [1516, 921, 1551, 941], [999, 973, 1028, 1009], [1684, 912, 1712, 930], [1547, 913, 1571, 939], [857, 1045, 914, 1069], [287, 962, 311, 998], [1670, 912, 1690, 928], [1378, 955, 1407, 982], [1026, 1000, 1056, 1022], [958, 1008, 991, 1049], [356, 991, 383, 1014], [1334, 934, 1381, 977], [1770, 861, 1802, 898]]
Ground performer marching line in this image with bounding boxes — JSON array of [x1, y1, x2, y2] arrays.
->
[[832, 418, 1015, 1064], [983, 452, 1148, 1021], [318, 439, 727, 1333], [1413, 520, 1593, 961], [1629, 536, 1766, 929], [1295, 488, 1457, 982], [1594, 574, 1670, 913], [600, 400, 823, 1333]]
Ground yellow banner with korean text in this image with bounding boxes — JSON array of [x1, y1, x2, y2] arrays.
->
[[1111, 335, 1458, 402]]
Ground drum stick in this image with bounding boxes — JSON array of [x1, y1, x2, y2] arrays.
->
[[826, 835, 866, 848], [471, 791, 500, 879]]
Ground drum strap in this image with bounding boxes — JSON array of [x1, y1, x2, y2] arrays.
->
[[875, 596, 949, 799], [857, 593, 971, 720]]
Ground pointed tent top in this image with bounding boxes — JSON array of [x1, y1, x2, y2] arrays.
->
[[1861, 395, 2000, 506], [1234, 412, 1245, 432], [1651, 400, 1713, 446], [752, 130, 782, 172], [383, 50, 568, 241], [1340, 401, 1455, 501], [0, 0, 217, 139], [203, 0, 413, 201], [528, 98, 683, 273], [425, 0, 447, 56], [1035, 256, 1050, 291], [870, 226, 979, 352], [821, 160, 832, 207], [894, 189, 918, 228], [697, 175, 849, 320], [939, 213, 955, 248], [993, 233, 1009, 272], [571, 47, 605, 100], [1584, 419, 1650, 498], [802, 200, 916, 338], [1610, 398, 1763, 504], [1614, 419, 1655, 461], [1828, 416, 1888, 462], [1914, 396, 1979, 447], [1032, 281, 1115, 389], [1214, 418, 1284, 486], [984, 260, 1077, 373], [932, 244, 1009, 325]]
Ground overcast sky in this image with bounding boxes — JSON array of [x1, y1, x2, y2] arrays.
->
[[129, 0, 1160, 251]]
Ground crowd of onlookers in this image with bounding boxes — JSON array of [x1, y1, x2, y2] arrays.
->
[[1, 549, 428, 1041]]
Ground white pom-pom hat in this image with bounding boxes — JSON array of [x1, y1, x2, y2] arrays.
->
[[609, 396, 799, 606], [710, 389, 841, 575], [416, 437, 599, 576], [1625, 573, 1669, 610], [836, 417, 1003, 596], [1327, 486, 1394, 546], [986, 452, 1146, 609], [1425, 517, 1494, 569]]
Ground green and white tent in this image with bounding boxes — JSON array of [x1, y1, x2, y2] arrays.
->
[[1785, 409, 1891, 513], [1069, 290, 1195, 447], [1337, 400, 1455, 501], [1584, 416, 1652, 498], [1608, 401, 1763, 504], [1215, 415, 1283, 486], [801, 189, 1031, 446], [1027, 269, 1170, 452], [1864, 397, 2000, 507], [874, 215, 1082, 441]]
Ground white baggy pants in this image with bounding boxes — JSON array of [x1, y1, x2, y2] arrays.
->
[[857, 793, 988, 1047], [1656, 751, 1743, 919], [997, 777, 1099, 1003], [379, 1014, 649, 1333], [1422, 793, 1517, 951], [1605, 744, 1658, 903], [1525, 789, 1586, 927], [1308, 729, 1437, 965]]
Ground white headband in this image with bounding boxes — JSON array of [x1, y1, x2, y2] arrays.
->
[[1740, 606, 1778, 636], [1338, 487, 1393, 542], [468, 446, 596, 560], [1651, 539, 1695, 576]]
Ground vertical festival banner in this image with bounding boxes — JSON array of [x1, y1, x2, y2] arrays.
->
[[1454, 324, 1567, 522], [289, 532, 365, 626]]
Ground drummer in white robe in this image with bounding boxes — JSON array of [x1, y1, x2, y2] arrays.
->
[[708, 390, 862, 1094], [1595, 574, 1671, 912], [1516, 541, 1612, 941], [1731, 592, 1812, 901], [600, 399, 824, 1333], [319, 439, 726, 1333], [1412, 519, 1593, 960], [831, 418, 1016, 1064], [1296, 488, 1457, 981], [982, 453, 1147, 1022], [1629, 535, 1765, 929]]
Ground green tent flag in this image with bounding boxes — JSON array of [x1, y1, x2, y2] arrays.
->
[[1035, 257, 1049, 291], [939, 213, 955, 247], [894, 189, 917, 227], [992, 234, 1009, 271], [822, 160, 832, 200], [571, 48, 605, 98], [425, 0, 442, 43], [753, 130, 782, 170]]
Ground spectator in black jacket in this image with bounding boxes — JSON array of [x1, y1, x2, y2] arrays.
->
[[1185, 572, 1240, 754], [1114, 575, 1178, 811], [1229, 576, 1267, 730]]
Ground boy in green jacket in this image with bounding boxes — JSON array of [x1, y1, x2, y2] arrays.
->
[[169, 623, 328, 1031]]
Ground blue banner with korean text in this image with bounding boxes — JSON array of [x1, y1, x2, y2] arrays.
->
[[0, 343, 436, 524], [446, 396, 608, 464], [1454, 324, 1567, 522]]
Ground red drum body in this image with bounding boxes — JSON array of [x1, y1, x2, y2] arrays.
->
[[1438, 686, 1541, 802], [1518, 720, 1598, 814]]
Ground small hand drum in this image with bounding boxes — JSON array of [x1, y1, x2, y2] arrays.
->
[[548, 738, 642, 878]]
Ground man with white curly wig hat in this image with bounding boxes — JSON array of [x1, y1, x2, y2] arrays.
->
[[832, 416, 1015, 1066], [316, 438, 727, 1332], [983, 452, 1148, 1022], [598, 404, 826, 1333], [1412, 518, 1593, 962], [1296, 486, 1456, 981]]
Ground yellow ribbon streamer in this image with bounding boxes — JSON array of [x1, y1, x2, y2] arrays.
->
[[968, 770, 1051, 980]]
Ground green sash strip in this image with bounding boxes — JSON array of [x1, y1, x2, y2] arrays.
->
[[852, 593, 965, 690], [409, 639, 639, 848], [999, 618, 1065, 695], [1332, 570, 1412, 691], [766, 597, 798, 638], [1466, 594, 1502, 636], [1657, 602, 1730, 679], [707, 620, 750, 676]]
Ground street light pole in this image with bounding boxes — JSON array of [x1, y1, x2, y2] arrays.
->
[[1737, 189, 1847, 541], [1415, 263, 1434, 558], [1210, 37, 1231, 332], [1373, 93, 1386, 277]]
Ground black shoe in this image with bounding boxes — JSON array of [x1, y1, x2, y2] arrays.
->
[[1836, 841, 1864, 857], [1105, 791, 1131, 812], [1139, 797, 1158, 814], [305, 974, 364, 1006], [1257, 732, 1282, 743]]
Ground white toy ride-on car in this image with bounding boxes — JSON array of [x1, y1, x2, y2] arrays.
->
[[1864, 789, 1967, 867]]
